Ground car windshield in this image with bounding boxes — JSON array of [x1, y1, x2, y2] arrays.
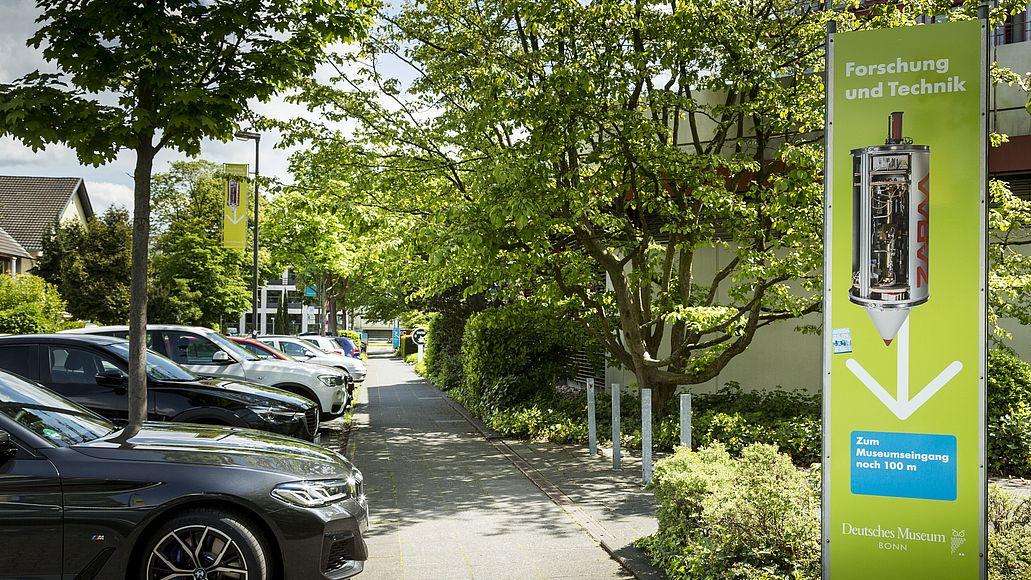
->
[[104, 343, 197, 381], [251, 341, 296, 361], [204, 331, 259, 361], [291, 339, 330, 355], [0, 370, 113, 446]]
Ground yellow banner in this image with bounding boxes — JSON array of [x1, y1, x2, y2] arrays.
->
[[222, 163, 249, 250]]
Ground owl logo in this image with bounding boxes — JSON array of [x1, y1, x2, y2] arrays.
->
[[950, 529, 966, 555]]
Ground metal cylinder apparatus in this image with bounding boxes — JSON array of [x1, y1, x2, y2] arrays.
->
[[849, 112, 929, 344]]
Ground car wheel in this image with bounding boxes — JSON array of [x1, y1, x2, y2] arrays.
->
[[140, 508, 269, 580]]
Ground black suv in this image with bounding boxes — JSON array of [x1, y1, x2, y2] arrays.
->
[[0, 334, 320, 441]]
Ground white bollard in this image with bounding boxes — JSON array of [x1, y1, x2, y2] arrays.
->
[[642, 388, 653, 483], [680, 393, 692, 449], [587, 378, 597, 456], [612, 383, 621, 470]]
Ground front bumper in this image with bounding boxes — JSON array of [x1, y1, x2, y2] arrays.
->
[[276, 497, 369, 580], [246, 406, 320, 442]]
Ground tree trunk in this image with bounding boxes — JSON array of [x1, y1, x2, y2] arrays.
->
[[127, 139, 154, 432]]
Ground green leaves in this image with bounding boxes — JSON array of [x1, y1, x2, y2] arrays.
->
[[147, 160, 252, 328], [34, 207, 133, 325]]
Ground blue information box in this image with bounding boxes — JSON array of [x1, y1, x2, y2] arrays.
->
[[850, 430, 957, 501]]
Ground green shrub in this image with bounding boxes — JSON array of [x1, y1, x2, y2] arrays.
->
[[424, 310, 467, 392], [338, 329, 361, 342], [988, 484, 1031, 580], [0, 275, 67, 334], [396, 333, 416, 359], [639, 444, 821, 580], [988, 350, 1031, 477], [649, 385, 822, 466], [460, 303, 580, 414]]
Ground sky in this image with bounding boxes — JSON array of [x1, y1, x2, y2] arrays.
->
[[0, 0, 349, 213]]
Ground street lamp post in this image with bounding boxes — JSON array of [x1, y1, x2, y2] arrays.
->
[[235, 131, 261, 334]]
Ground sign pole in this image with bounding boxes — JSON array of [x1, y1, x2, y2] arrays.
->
[[587, 378, 597, 456], [612, 384, 621, 470]]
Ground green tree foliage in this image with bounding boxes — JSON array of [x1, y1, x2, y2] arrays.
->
[[148, 160, 252, 329], [283, 0, 844, 411], [34, 207, 132, 324], [0, 0, 371, 428], [263, 169, 418, 328], [0, 275, 68, 334]]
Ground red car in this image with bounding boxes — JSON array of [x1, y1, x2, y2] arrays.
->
[[229, 336, 291, 361]]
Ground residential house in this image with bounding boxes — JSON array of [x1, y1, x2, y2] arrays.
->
[[0, 225, 31, 276], [0, 176, 95, 273]]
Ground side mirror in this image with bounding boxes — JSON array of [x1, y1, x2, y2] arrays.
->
[[96, 368, 128, 387], [0, 431, 17, 462], [211, 351, 233, 364]]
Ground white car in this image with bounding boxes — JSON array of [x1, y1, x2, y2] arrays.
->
[[258, 336, 367, 383], [61, 325, 352, 417], [301, 335, 348, 356]]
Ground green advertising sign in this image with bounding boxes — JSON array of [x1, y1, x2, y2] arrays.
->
[[824, 20, 986, 579]]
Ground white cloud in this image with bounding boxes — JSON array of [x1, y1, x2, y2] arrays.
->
[[85, 181, 134, 213], [0, 137, 75, 167]]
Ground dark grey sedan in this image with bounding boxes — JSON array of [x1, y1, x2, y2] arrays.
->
[[0, 369, 368, 579]]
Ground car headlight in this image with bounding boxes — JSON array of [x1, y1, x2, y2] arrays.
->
[[250, 406, 306, 422], [271, 474, 362, 507], [318, 374, 345, 387]]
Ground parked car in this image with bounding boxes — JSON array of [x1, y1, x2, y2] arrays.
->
[[0, 368, 368, 579], [303, 334, 348, 357], [259, 336, 367, 383], [62, 325, 352, 417], [231, 336, 292, 361], [332, 336, 363, 359], [0, 334, 321, 442]]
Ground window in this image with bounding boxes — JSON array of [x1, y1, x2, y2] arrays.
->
[[49, 347, 123, 384], [279, 341, 316, 358], [164, 332, 222, 365], [0, 345, 38, 379], [238, 341, 275, 360]]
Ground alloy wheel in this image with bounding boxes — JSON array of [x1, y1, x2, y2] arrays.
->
[[146, 524, 249, 580]]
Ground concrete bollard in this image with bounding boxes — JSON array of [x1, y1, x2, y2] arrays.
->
[[642, 388, 653, 483], [680, 393, 692, 449], [612, 383, 621, 470], [587, 378, 597, 456]]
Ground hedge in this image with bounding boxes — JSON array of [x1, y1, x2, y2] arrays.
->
[[641, 444, 1031, 580], [338, 329, 361, 342], [459, 303, 579, 414], [424, 311, 466, 392], [989, 349, 1031, 478]]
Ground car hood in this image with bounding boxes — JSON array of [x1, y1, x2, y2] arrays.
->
[[310, 354, 365, 371], [241, 358, 348, 378], [187, 378, 316, 409], [72, 423, 353, 478]]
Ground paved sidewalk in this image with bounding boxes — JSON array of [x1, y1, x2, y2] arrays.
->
[[344, 349, 652, 580]]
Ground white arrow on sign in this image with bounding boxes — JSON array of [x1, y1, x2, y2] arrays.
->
[[845, 319, 962, 421], [226, 207, 246, 225]]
